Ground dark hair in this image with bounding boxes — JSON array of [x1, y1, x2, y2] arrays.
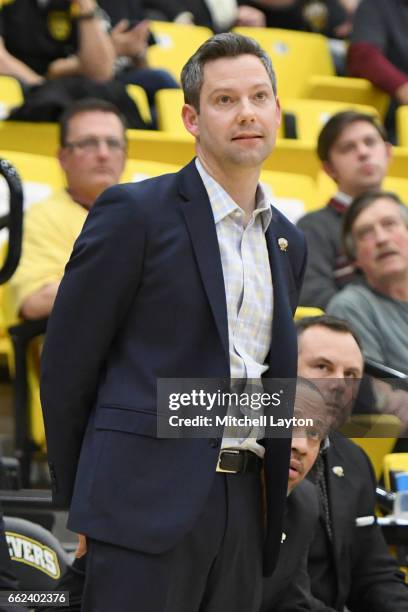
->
[[180, 32, 277, 111], [317, 110, 387, 162], [59, 98, 128, 147], [296, 314, 362, 351], [342, 190, 408, 259]]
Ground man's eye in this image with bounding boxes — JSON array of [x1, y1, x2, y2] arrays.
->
[[218, 96, 231, 104], [255, 91, 267, 100]]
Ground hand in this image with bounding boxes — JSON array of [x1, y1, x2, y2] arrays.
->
[[395, 82, 408, 105], [236, 6, 266, 27], [111, 19, 150, 59], [72, 0, 97, 15], [46, 56, 81, 79], [75, 534, 87, 558]]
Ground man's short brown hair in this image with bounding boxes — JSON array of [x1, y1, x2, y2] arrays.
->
[[180, 32, 277, 112]]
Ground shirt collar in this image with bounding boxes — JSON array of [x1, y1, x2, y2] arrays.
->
[[334, 191, 353, 207], [195, 158, 272, 232]]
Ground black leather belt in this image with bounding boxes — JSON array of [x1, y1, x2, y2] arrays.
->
[[216, 449, 262, 474]]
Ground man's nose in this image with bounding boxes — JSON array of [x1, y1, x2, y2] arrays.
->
[[291, 434, 308, 455], [237, 98, 256, 123], [374, 224, 389, 244], [96, 140, 110, 157], [328, 374, 347, 393], [356, 142, 370, 158]]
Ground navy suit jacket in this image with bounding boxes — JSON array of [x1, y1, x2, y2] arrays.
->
[[41, 161, 307, 575]]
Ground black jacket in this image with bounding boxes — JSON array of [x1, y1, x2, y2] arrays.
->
[[308, 433, 408, 611]]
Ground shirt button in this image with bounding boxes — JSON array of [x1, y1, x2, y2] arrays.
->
[[209, 438, 219, 448]]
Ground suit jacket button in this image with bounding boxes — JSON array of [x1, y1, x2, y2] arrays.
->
[[209, 438, 219, 448]]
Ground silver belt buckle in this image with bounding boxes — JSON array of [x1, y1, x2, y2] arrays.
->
[[216, 449, 240, 473]]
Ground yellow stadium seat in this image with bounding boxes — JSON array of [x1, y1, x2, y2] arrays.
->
[[0, 122, 59, 156], [260, 170, 318, 221], [147, 21, 212, 82], [0, 150, 64, 190], [294, 306, 324, 320], [353, 438, 398, 481], [316, 171, 408, 208], [264, 138, 320, 179], [306, 75, 390, 120], [346, 414, 402, 480], [0, 76, 24, 119], [383, 453, 408, 491], [281, 99, 379, 143], [396, 107, 408, 148], [122, 159, 181, 182], [389, 147, 408, 180], [127, 129, 195, 165], [156, 88, 185, 133], [126, 84, 152, 125], [234, 27, 334, 99]]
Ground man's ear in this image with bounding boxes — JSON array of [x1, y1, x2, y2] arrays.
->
[[58, 147, 68, 172], [182, 103, 200, 138], [275, 95, 282, 128], [322, 160, 338, 182]]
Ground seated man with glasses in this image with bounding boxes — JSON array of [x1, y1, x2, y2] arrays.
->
[[9, 98, 127, 321]]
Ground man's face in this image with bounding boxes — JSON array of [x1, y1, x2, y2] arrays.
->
[[352, 198, 408, 289], [288, 385, 327, 493], [182, 54, 281, 174], [323, 120, 390, 197], [297, 326, 363, 430], [59, 110, 126, 207]]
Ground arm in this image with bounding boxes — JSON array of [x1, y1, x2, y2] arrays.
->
[[19, 282, 60, 320], [47, 0, 115, 82], [0, 37, 44, 85], [297, 213, 338, 309], [8, 198, 85, 321], [40, 185, 146, 507], [348, 0, 408, 97], [348, 43, 408, 99]]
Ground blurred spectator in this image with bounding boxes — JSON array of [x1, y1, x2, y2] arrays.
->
[[348, 0, 408, 107], [297, 315, 408, 611], [262, 380, 327, 612], [97, 0, 179, 123], [0, 0, 115, 86], [328, 191, 408, 374], [247, 0, 352, 38], [144, 0, 267, 31], [9, 98, 126, 320], [297, 111, 391, 309]]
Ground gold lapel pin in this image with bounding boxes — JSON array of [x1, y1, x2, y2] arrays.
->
[[281, 532, 286, 543], [278, 237, 288, 252], [332, 466, 344, 477]]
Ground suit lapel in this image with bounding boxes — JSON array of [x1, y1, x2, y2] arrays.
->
[[178, 162, 229, 360], [326, 439, 349, 604], [265, 215, 297, 379]]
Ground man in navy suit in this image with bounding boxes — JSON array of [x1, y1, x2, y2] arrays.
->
[[40, 32, 307, 611]]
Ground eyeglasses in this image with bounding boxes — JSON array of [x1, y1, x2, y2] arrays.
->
[[64, 137, 126, 153]]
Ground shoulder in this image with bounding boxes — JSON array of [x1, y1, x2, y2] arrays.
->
[[329, 432, 372, 471], [328, 282, 374, 309], [25, 190, 86, 225], [297, 205, 338, 228]]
